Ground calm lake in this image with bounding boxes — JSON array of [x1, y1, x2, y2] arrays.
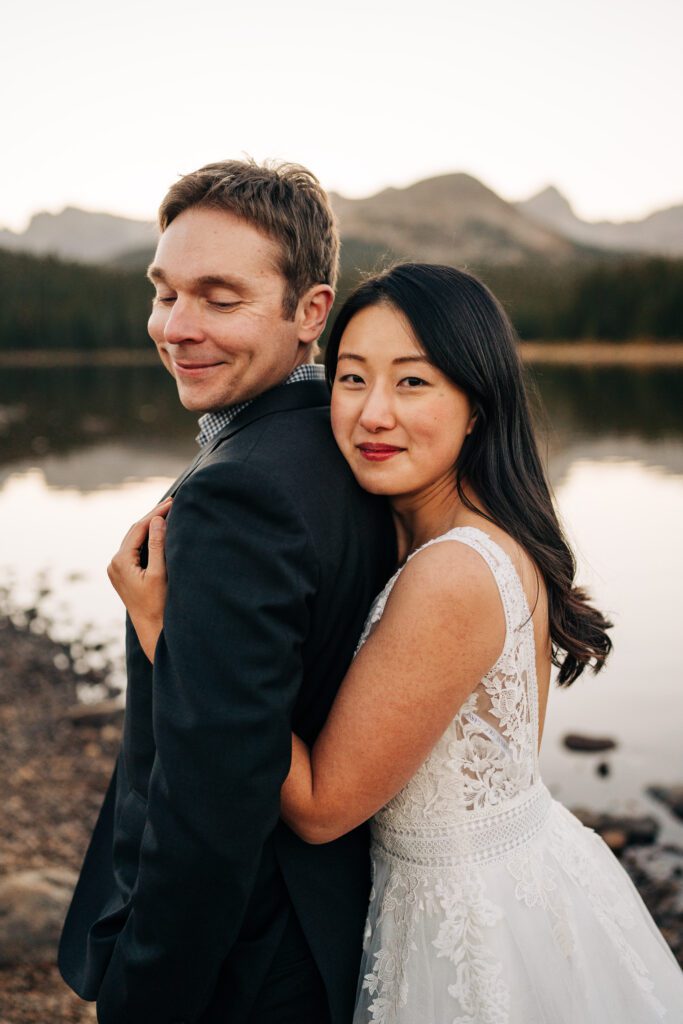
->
[[1, 362, 682, 834]]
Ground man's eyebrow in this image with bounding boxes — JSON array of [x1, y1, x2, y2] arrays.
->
[[337, 353, 430, 364], [144, 267, 249, 291], [195, 274, 248, 291]]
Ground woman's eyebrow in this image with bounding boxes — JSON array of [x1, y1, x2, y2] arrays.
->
[[337, 354, 429, 364], [392, 355, 429, 365]]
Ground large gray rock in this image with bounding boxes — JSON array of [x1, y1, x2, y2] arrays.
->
[[0, 867, 77, 964], [571, 808, 659, 848], [563, 732, 617, 752], [648, 784, 683, 821]]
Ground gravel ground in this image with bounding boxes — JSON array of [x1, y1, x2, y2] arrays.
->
[[0, 611, 119, 1023]]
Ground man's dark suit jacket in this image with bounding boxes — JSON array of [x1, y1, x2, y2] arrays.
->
[[58, 379, 396, 1024]]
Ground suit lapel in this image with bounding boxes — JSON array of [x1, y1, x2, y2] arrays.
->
[[159, 450, 204, 501], [161, 379, 329, 500]]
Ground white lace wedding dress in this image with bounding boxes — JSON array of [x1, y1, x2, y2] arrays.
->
[[352, 527, 683, 1023]]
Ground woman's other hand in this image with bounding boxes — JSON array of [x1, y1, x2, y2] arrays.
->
[[107, 497, 172, 663]]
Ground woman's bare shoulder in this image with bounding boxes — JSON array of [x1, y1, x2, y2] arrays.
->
[[384, 535, 506, 641]]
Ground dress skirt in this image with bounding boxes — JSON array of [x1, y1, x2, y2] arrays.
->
[[353, 786, 683, 1023]]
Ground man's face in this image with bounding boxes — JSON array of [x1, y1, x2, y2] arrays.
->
[[147, 207, 306, 412]]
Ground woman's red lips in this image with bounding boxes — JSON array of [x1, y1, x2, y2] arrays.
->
[[357, 443, 405, 462]]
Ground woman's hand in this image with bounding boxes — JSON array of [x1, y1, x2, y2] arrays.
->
[[107, 497, 172, 663]]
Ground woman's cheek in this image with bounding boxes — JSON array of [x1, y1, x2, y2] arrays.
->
[[413, 416, 460, 475]]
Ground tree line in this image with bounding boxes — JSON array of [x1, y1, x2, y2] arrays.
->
[[0, 246, 681, 351]]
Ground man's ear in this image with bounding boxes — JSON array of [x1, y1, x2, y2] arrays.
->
[[297, 285, 335, 344]]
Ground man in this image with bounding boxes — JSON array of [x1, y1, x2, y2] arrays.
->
[[58, 160, 395, 1023]]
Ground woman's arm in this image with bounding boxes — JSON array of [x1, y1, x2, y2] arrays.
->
[[280, 539, 506, 843], [107, 497, 171, 662]]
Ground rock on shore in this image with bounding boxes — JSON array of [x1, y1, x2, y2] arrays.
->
[[648, 785, 683, 822]]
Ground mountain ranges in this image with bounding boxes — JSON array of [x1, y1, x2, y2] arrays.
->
[[1, 174, 681, 269]]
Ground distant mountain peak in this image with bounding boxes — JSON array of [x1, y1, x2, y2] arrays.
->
[[516, 186, 683, 255], [532, 184, 570, 203], [331, 171, 577, 266], [333, 171, 499, 207], [520, 185, 578, 223], [0, 206, 156, 264]]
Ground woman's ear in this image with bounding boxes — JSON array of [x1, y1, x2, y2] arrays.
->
[[466, 409, 478, 436]]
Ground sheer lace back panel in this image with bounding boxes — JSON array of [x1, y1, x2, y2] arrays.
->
[[356, 526, 541, 853]]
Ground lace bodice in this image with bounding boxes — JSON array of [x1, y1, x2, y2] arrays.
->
[[357, 526, 540, 842]]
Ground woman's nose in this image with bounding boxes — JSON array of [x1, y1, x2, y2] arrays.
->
[[358, 386, 396, 432], [163, 298, 205, 345]]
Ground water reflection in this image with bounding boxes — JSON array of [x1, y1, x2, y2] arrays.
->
[[1, 362, 682, 825], [0, 365, 196, 470], [2, 364, 683, 480], [528, 365, 683, 444]]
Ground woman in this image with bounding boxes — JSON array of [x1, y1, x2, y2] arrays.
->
[[114, 264, 683, 1021]]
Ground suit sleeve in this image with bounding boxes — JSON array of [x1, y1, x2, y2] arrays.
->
[[97, 459, 318, 1023]]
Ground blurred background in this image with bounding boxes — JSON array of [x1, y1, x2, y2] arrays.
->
[[1, 0, 682, 1018]]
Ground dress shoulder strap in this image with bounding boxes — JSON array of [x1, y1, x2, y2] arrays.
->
[[356, 525, 534, 662], [407, 526, 532, 650]]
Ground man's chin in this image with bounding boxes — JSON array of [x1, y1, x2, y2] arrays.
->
[[173, 368, 265, 413], [175, 387, 209, 413], [176, 385, 243, 414]]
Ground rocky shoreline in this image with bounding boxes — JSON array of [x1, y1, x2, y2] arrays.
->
[[1, 611, 681, 1022], [0, 610, 121, 1023]]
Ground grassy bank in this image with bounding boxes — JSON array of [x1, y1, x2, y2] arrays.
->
[[519, 342, 683, 365]]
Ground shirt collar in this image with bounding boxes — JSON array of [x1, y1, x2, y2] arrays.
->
[[196, 362, 326, 447]]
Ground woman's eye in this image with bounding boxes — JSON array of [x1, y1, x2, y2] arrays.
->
[[338, 373, 365, 385], [399, 376, 428, 388]]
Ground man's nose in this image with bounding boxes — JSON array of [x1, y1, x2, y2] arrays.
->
[[163, 298, 205, 345], [358, 385, 396, 433]]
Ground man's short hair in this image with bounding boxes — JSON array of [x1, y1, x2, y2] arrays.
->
[[158, 159, 339, 319]]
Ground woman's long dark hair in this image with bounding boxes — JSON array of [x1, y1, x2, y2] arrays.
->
[[325, 263, 612, 685]]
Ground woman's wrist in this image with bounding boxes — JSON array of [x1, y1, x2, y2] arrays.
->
[[130, 611, 163, 664]]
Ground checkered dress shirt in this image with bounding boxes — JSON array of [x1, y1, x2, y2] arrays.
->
[[195, 363, 326, 447]]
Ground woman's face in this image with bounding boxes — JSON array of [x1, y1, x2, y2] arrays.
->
[[330, 303, 477, 501]]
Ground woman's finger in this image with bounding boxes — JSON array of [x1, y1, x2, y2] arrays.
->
[[142, 496, 173, 521], [146, 516, 167, 579], [131, 496, 173, 535], [118, 498, 173, 557]]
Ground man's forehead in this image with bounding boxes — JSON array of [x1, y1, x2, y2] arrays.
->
[[157, 206, 280, 259], [149, 211, 283, 287]]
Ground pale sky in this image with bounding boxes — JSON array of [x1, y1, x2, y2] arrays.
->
[[1, 0, 681, 232]]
